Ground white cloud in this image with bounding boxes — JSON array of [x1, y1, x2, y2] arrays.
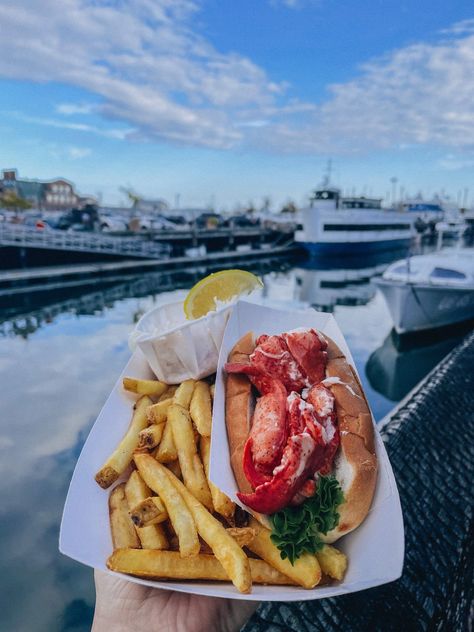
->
[[1, 4, 474, 156], [55, 102, 95, 115], [252, 19, 474, 154], [7, 111, 131, 139], [437, 152, 474, 171], [270, 0, 321, 7], [0, 0, 285, 149], [67, 146, 91, 159]]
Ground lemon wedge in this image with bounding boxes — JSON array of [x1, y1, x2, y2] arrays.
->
[[184, 269, 263, 319]]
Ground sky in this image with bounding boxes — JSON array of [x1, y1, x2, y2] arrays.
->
[[1, 0, 474, 210]]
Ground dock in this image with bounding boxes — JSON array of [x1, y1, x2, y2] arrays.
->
[[243, 330, 474, 632], [0, 223, 294, 260], [0, 243, 299, 297]]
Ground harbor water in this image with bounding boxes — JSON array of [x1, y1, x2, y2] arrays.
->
[[0, 252, 471, 631]]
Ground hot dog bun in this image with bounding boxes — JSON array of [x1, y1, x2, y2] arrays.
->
[[225, 332, 255, 495], [224, 331, 377, 543]]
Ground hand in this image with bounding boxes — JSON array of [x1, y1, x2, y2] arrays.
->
[[92, 570, 259, 632]]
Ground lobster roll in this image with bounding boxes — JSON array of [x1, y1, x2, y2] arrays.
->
[[224, 328, 377, 543]]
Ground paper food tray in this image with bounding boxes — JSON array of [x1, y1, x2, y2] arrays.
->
[[60, 300, 404, 601]]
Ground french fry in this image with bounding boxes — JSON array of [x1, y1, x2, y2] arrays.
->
[[95, 396, 151, 488], [200, 436, 235, 520], [226, 527, 257, 548], [189, 381, 212, 437], [155, 421, 177, 462], [134, 454, 200, 558], [199, 528, 256, 554], [107, 549, 296, 585], [173, 380, 195, 409], [159, 385, 178, 401], [161, 463, 252, 594], [123, 377, 168, 397], [129, 496, 168, 528], [147, 399, 173, 425], [247, 518, 321, 589], [109, 483, 141, 549], [316, 544, 348, 581], [138, 422, 165, 449], [166, 459, 182, 480], [125, 472, 168, 549], [168, 404, 213, 510], [154, 381, 194, 461], [209, 383, 215, 399]]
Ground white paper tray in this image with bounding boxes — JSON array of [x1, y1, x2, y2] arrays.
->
[[60, 300, 404, 601]]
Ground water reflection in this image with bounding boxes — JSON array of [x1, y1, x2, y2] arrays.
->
[[294, 264, 386, 312], [366, 322, 472, 401], [0, 257, 295, 338]]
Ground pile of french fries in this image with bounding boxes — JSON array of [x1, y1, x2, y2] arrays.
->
[[95, 376, 347, 593]]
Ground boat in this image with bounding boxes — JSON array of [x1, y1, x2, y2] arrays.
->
[[374, 249, 474, 333], [394, 198, 444, 220], [295, 186, 414, 258], [366, 326, 468, 401], [435, 219, 467, 244]]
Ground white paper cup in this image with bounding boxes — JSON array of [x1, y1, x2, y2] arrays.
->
[[131, 301, 232, 383]]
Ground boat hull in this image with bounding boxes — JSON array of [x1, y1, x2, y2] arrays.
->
[[375, 278, 474, 333], [299, 238, 411, 258]]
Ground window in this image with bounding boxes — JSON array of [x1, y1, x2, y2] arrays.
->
[[430, 267, 466, 280], [391, 264, 409, 274], [323, 223, 411, 232]]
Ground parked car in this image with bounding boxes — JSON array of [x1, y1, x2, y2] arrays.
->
[[99, 213, 129, 233], [129, 215, 179, 232], [164, 214, 189, 227], [194, 213, 226, 229], [229, 214, 261, 227], [58, 205, 99, 231], [22, 215, 58, 231]]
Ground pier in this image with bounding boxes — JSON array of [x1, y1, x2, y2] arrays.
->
[[0, 222, 294, 261], [0, 224, 168, 258], [0, 242, 299, 298]]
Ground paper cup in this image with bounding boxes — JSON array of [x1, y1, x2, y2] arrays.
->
[[132, 301, 232, 383]]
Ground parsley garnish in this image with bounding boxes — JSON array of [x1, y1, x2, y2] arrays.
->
[[270, 476, 344, 565]]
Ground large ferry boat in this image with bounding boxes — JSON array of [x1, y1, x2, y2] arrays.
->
[[295, 186, 414, 258]]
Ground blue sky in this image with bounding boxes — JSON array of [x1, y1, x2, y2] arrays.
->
[[1, 0, 474, 209]]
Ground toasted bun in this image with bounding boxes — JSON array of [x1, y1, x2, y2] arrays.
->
[[225, 332, 255, 495], [321, 344, 377, 542], [225, 331, 377, 541]]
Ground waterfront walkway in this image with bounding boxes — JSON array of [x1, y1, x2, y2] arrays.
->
[[0, 224, 169, 258], [244, 330, 474, 632], [0, 223, 293, 260]]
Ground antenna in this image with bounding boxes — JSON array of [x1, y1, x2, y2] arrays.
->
[[322, 159, 332, 187]]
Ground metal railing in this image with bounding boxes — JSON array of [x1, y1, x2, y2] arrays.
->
[[0, 224, 169, 259]]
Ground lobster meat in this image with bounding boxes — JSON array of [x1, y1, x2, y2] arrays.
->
[[225, 328, 339, 514]]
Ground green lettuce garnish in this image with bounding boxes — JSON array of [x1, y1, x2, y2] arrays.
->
[[270, 475, 344, 565]]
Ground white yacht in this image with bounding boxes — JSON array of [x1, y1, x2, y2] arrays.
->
[[295, 187, 414, 258], [374, 249, 474, 333]]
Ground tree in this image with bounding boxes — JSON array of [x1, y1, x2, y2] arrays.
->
[[0, 191, 32, 213], [119, 187, 142, 209]]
